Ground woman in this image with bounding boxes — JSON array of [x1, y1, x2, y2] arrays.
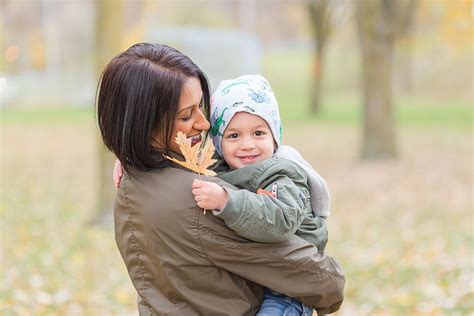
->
[[97, 43, 344, 315]]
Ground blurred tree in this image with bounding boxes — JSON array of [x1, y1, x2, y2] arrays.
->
[[395, 0, 417, 93], [30, 30, 46, 70], [93, 0, 124, 224], [306, 0, 332, 114], [356, 0, 416, 160]]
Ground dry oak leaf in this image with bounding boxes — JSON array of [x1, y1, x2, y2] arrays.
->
[[163, 131, 217, 177]]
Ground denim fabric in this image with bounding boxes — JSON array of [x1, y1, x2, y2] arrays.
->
[[257, 288, 313, 316]]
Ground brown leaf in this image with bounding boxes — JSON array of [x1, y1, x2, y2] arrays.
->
[[163, 131, 217, 176]]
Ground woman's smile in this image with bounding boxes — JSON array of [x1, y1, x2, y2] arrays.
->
[[168, 77, 210, 154], [190, 134, 202, 146]]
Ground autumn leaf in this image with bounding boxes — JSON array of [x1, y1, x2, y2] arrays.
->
[[163, 131, 217, 177], [163, 132, 217, 215]]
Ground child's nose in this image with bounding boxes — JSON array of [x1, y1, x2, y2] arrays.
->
[[240, 138, 256, 150]]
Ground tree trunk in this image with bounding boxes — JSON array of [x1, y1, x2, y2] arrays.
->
[[397, 0, 417, 94], [306, 0, 331, 115], [92, 0, 124, 224], [357, 0, 397, 160], [310, 44, 324, 114], [399, 35, 414, 94]]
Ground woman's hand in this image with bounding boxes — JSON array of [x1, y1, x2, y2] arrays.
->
[[113, 159, 123, 188], [192, 179, 228, 211]]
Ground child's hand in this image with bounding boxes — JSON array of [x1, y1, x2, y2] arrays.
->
[[192, 179, 228, 211], [113, 159, 123, 188]]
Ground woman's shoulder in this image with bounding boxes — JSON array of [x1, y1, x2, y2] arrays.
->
[[126, 167, 197, 188], [117, 168, 204, 229], [122, 167, 224, 206]]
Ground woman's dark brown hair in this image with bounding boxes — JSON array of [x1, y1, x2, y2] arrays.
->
[[97, 43, 210, 173]]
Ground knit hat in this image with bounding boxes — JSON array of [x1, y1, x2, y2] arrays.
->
[[210, 74, 282, 157]]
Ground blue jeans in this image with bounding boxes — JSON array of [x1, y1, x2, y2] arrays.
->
[[257, 288, 313, 316]]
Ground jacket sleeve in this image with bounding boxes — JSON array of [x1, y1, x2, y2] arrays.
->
[[198, 216, 345, 313], [275, 145, 331, 218], [297, 215, 328, 252], [213, 175, 311, 242]]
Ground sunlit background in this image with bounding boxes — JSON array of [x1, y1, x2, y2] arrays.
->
[[1, 1, 472, 315]]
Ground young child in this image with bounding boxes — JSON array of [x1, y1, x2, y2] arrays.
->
[[191, 74, 331, 316]]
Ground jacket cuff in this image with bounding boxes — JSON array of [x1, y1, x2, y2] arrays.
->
[[212, 188, 243, 227]]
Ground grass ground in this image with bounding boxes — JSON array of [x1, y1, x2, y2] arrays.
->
[[1, 102, 472, 315]]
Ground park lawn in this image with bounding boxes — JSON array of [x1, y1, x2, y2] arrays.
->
[[1, 104, 472, 314]]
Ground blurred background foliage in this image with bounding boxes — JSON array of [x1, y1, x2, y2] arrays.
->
[[1, 0, 472, 315]]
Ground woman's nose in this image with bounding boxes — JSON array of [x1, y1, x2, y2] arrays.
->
[[194, 109, 210, 132]]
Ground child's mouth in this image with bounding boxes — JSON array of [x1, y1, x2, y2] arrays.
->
[[238, 155, 259, 163]]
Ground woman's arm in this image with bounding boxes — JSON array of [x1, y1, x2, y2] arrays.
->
[[297, 215, 328, 252], [198, 210, 345, 313]]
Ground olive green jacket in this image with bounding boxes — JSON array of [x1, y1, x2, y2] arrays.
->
[[217, 157, 328, 250], [114, 158, 344, 315]]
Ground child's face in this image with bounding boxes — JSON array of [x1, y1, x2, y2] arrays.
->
[[221, 112, 275, 170]]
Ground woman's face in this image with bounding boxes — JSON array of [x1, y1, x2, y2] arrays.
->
[[167, 77, 210, 154]]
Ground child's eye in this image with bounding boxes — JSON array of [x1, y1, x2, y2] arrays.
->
[[226, 133, 239, 139], [255, 131, 265, 136]]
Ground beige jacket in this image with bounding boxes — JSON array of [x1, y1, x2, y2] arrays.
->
[[114, 164, 344, 315]]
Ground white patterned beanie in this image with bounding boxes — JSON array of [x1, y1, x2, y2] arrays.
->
[[210, 74, 282, 158]]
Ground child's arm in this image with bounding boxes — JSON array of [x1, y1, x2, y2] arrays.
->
[[192, 176, 310, 243], [192, 179, 228, 210]]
